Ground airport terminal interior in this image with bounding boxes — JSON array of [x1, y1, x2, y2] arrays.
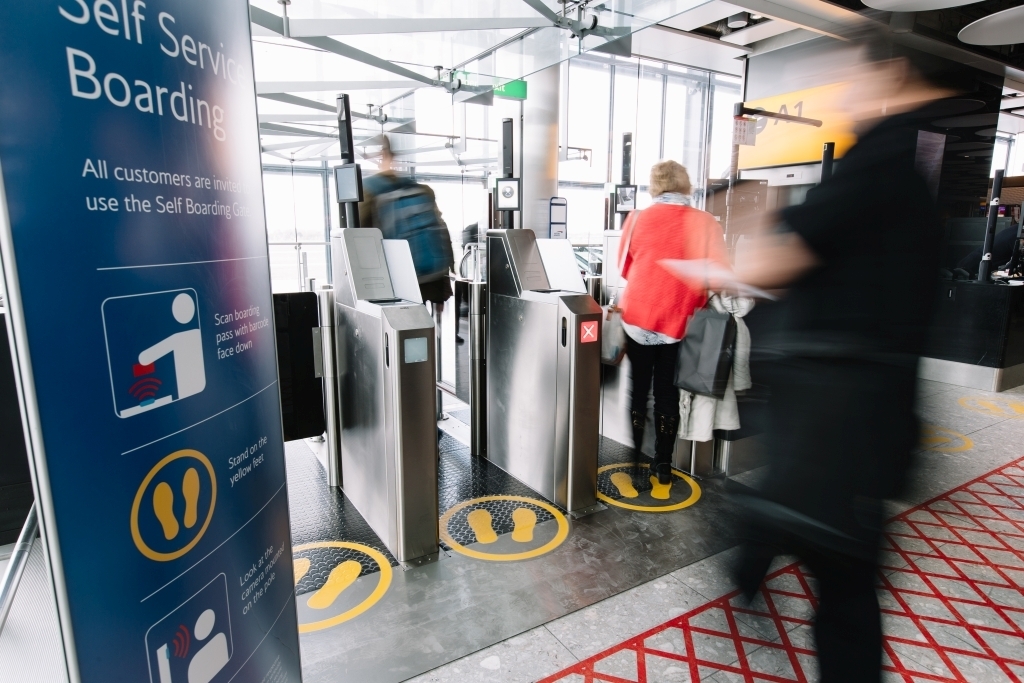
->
[[4, 1, 1024, 682]]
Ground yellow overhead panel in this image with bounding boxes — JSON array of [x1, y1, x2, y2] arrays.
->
[[738, 83, 857, 170]]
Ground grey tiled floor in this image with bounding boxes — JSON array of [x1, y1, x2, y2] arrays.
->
[[407, 379, 1024, 683]]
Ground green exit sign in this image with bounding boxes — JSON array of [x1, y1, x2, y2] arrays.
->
[[494, 80, 527, 101]]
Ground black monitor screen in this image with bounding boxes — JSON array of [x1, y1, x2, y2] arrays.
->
[[334, 163, 363, 203]]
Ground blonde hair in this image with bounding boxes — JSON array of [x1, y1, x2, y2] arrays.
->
[[649, 160, 692, 197]]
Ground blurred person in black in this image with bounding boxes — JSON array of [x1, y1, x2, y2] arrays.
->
[[720, 30, 950, 683]]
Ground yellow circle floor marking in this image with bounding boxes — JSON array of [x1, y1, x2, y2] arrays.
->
[[919, 424, 973, 453], [439, 495, 570, 562], [597, 463, 701, 512], [131, 449, 216, 562], [958, 395, 1024, 419], [292, 541, 393, 633]]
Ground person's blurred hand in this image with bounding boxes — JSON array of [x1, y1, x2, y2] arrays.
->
[[734, 228, 819, 290]]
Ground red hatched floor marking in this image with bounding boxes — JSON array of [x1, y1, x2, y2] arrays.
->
[[540, 458, 1024, 683]]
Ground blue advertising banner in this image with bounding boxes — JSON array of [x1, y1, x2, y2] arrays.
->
[[0, 2, 301, 682]]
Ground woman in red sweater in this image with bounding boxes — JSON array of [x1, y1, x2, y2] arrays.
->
[[618, 160, 728, 483]]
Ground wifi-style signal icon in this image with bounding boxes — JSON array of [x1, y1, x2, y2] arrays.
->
[[172, 623, 190, 658], [129, 377, 163, 402]]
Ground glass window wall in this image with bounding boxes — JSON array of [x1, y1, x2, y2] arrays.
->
[[259, 52, 741, 291]]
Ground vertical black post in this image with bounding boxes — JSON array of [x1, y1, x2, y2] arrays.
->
[[336, 93, 360, 228], [979, 169, 1005, 283], [502, 118, 514, 178], [612, 133, 633, 230], [621, 132, 633, 184], [501, 117, 514, 229], [820, 142, 835, 183]]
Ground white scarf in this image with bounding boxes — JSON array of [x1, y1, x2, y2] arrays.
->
[[652, 192, 691, 206]]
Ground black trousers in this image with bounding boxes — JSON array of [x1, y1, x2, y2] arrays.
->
[[734, 357, 916, 683], [737, 539, 882, 683], [626, 337, 680, 418]]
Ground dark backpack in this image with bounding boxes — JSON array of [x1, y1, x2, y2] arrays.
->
[[372, 178, 454, 282]]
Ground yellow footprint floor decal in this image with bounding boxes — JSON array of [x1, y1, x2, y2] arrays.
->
[[511, 507, 537, 543], [182, 467, 200, 529], [152, 481, 179, 540], [610, 471, 639, 498], [467, 508, 498, 544], [293, 557, 311, 585], [307, 560, 361, 609], [649, 476, 672, 500]]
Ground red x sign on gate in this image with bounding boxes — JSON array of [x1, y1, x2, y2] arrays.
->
[[580, 320, 598, 343]]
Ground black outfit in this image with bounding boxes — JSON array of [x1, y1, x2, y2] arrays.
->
[[626, 338, 680, 480], [419, 277, 452, 306], [461, 222, 479, 248], [735, 110, 941, 683], [626, 338, 681, 417]]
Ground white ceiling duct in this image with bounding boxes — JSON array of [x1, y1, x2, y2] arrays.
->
[[660, 1, 743, 32], [721, 18, 798, 45]]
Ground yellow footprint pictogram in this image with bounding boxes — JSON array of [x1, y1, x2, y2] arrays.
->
[[649, 476, 672, 500], [182, 467, 200, 529], [293, 557, 311, 584], [467, 508, 498, 544], [152, 481, 179, 540], [511, 507, 537, 543], [610, 471, 639, 498], [307, 560, 361, 609]]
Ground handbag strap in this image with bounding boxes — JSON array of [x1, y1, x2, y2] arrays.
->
[[618, 210, 638, 275]]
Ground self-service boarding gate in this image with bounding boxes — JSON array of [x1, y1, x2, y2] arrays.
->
[[486, 229, 602, 514], [331, 227, 439, 562]]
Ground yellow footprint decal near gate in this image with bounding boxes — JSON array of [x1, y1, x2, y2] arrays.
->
[[307, 560, 361, 609], [610, 472, 639, 498], [468, 508, 498, 543], [182, 467, 200, 528], [649, 476, 672, 500], [511, 508, 537, 543], [293, 557, 311, 584], [152, 481, 179, 540]]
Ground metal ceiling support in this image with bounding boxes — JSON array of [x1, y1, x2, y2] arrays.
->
[[260, 122, 336, 137], [282, 16, 553, 36], [258, 114, 338, 123], [256, 80, 424, 94], [392, 145, 452, 157], [262, 138, 338, 152], [399, 158, 497, 167], [260, 92, 348, 114], [519, 0, 626, 40], [250, 5, 477, 94], [257, 93, 392, 125]]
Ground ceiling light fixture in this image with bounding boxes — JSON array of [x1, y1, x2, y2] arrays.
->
[[727, 12, 749, 29], [959, 4, 1024, 46], [862, 0, 983, 10]]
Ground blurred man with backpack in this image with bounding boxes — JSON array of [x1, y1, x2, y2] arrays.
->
[[358, 136, 455, 308]]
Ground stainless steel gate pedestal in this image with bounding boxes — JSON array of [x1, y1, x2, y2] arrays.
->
[[486, 229, 602, 513], [330, 228, 439, 562]]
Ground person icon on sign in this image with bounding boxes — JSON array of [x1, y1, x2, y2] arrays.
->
[[138, 293, 206, 401], [187, 608, 230, 683]]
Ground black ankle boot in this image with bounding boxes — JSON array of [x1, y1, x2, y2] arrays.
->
[[630, 410, 645, 469], [654, 412, 680, 485]]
